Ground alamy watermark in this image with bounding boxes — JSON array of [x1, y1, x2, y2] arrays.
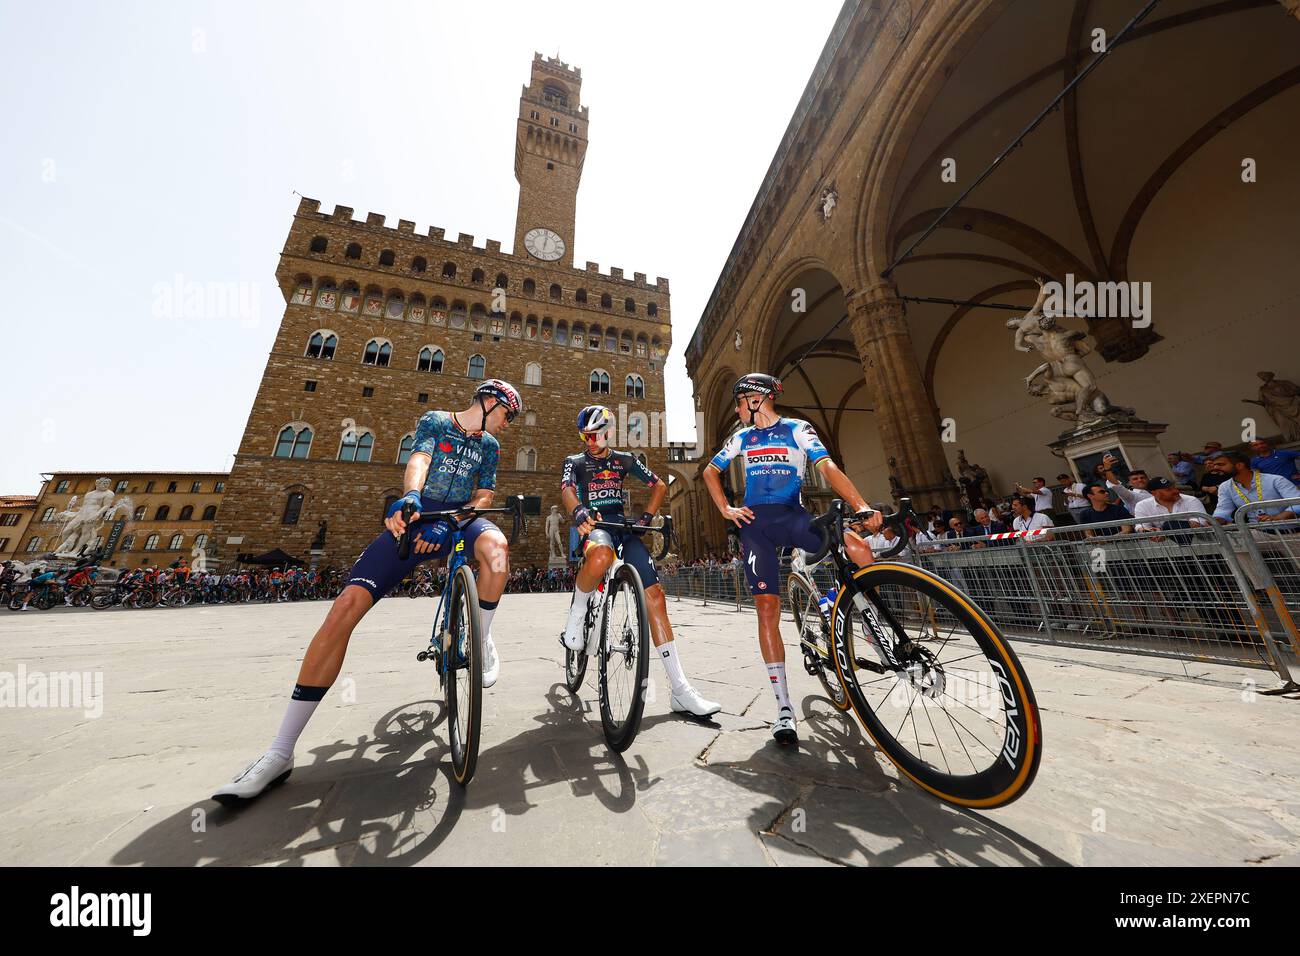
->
[[151, 273, 261, 327], [1042, 274, 1152, 328], [0, 664, 103, 718]]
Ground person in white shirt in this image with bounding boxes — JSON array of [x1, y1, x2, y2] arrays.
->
[[1058, 471, 1088, 523], [867, 525, 912, 562], [1101, 454, 1153, 512], [1131, 476, 1210, 534], [1014, 477, 1055, 516], [1010, 495, 1054, 539]]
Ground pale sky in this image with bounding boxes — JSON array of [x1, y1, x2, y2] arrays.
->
[[0, 0, 844, 494]]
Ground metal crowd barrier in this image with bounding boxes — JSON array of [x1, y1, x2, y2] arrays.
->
[[656, 501, 1300, 689]]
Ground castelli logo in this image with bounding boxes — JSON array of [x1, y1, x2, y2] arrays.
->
[[438, 441, 453, 453]]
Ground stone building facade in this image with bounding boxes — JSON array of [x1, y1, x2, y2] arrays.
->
[[681, 0, 1300, 557], [0, 495, 37, 560], [213, 55, 672, 570], [14, 472, 227, 568]]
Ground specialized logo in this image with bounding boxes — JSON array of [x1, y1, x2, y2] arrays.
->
[[990, 659, 1022, 769]]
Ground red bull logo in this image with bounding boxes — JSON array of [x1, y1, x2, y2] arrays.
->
[[594, 469, 618, 480]]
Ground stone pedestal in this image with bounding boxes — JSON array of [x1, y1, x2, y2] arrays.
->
[[548, 554, 568, 569], [1048, 418, 1172, 483], [309, 549, 326, 570]]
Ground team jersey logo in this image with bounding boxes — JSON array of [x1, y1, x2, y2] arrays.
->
[[438, 440, 453, 453]]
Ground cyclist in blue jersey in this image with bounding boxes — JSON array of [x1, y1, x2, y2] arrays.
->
[[561, 405, 721, 719], [213, 379, 521, 803], [702, 373, 881, 746]]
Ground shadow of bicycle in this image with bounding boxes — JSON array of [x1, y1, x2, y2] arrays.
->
[[110, 683, 656, 867]]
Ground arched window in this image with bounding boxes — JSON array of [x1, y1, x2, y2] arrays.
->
[[282, 492, 304, 525], [202, 505, 217, 521], [309, 236, 327, 253], [625, 297, 636, 313], [549, 283, 561, 300], [589, 370, 610, 394], [25, 537, 42, 553], [647, 302, 658, 318], [133, 505, 146, 521], [363, 338, 392, 367], [120, 534, 135, 551], [412, 256, 427, 273], [154, 505, 170, 520], [169, 533, 184, 550], [471, 268, 485, 284], [274, 424, 313, 459], [338, 430, 374, 463], [418, 347, 445, 373], [41, 507, 56, 522], [306, 331, 337, 360], [379, 249, 395, 267], [626, 375, 645, 399], [495, 273, 508, 289], [524, 362, 542, 386], [575, 288, 588, 304], [143, 534, 160, 552], [600, 292, 612, 309], [179, 505, 194, 521], [467, 354, 486, 379], [516, 447, 537, 471], [442, 261, 457, 279], [397, 433, 416, 465], [194, 533, 209, 551], [345, 243, 362, 260]]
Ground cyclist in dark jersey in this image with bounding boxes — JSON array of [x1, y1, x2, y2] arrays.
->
[[702, 373, 881, 746], [560, 405, 720, 719], [213, 379, 521, 804]]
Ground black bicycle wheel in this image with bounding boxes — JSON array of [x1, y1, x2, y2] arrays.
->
[[445, 565, 483, 786], [598, 563, 650, 753], [788, 574, 850, 712], [830, 563, 1041, 809]]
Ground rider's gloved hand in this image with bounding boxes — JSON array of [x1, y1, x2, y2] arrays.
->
[[387, 491, 423, 520], [415, 518, 452, 554], [572, 506, 592, 527], [637, 511, 655, 527]]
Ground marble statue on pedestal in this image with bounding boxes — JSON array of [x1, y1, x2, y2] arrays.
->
[[53, 478, 133, 558], [545, 505, 564, 561], [1244, 371, 1300, 443]]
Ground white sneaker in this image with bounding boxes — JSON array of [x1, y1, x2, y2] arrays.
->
[[481, 632, 500, 688], [562, 596, 592, 652], [212, 751, 294, 805], [772, 709, 798, 747], [671, 684, 722, 719]]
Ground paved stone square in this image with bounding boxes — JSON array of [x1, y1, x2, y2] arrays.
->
[[1, 594, 1297, 866]]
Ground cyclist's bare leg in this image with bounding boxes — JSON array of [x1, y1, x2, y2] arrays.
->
[[844, 527, 874, 567], [755, 593, 784, 664], [575, 543, 613, 591], [644, 583, 674, 648], [473, 528, 509, 603], [296, 584, 373, 687]]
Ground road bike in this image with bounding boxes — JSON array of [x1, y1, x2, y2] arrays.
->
[[793, 498, 1042, 809], [397, 495, 526, 786], [562, 516, 672, 752]]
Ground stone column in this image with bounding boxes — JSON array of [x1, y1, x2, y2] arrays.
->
[[848, 282, 960, 507], [1281, 0, 1299, 21]]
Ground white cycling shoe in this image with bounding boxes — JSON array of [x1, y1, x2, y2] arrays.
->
[[772, 709, 798, 747], [212, 751, 294, 805], [481, 632, 500, 688], [670, 684, 722, 719]]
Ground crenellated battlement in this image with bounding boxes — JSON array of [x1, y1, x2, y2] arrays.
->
[[534, 51, 580, 78], [293, 196, 667, 293]]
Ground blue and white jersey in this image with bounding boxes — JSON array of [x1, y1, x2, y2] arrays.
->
[[708, 417, 830, 507]]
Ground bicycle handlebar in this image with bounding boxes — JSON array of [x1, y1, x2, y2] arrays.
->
[[396, 495, 527, 560], [588, 514, 675, 561], [805, 497, 915, 565]]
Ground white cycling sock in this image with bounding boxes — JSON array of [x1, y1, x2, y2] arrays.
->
[[269, 684, 329, 759], [478, 598, 497, 638], [657, 640, 689, 695], [568, 585, 595, 624], [765, 662, 792, 715]]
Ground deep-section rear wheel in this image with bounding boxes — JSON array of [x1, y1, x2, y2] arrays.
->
[[445, 564, 483, 786], [830, 563, 1042, 808], [597, 564, 649, 752], [787, 573, 850, 711]]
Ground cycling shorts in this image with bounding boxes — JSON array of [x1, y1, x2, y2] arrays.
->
[[346, 497, 499, 602], [581, 527, 659, 589], [738, 504, 821, 596]]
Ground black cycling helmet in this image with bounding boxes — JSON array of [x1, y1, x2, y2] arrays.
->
[[733, 372, 782, 400]]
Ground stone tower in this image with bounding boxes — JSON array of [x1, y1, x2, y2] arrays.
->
[[513, 54, 588, 267]]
